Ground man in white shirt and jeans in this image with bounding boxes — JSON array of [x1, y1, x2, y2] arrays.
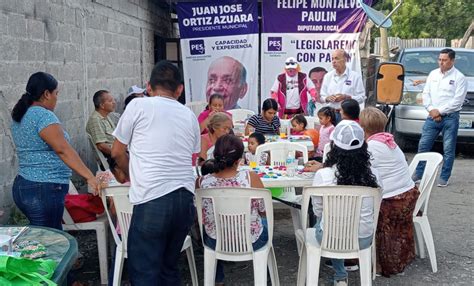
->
[[320, 49, 366, 123], [415, 48, 467, 187], [111, 61, 201, 285]]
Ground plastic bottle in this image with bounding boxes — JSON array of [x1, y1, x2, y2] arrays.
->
[[286, 152, 296, 177]]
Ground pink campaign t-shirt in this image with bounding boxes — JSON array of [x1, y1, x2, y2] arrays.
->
[[197, 110, 232, 134], [317, 124, 335, 157]]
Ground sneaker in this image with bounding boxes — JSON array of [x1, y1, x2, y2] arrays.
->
[[334, 278, 348, 286], [325, 260, 359, 271], [437, 179, 449, 187]]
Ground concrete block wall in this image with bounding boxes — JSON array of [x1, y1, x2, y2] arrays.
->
[[0, 0, 173, 223]]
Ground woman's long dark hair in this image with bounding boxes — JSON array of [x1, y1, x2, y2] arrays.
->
[[205, 134, 244, 173], [261, 98, 278, 112], [11, 72, 58, 122], [323, 142, 379, 188]]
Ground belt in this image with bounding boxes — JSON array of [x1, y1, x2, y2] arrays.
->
[[284, 108, 302, 114]]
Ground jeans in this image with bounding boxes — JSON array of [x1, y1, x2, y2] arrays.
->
[[416, 112, 459, 181], [315, 221, 372, 281], [12, 175, 69, 230], [334, 110, 342, 125], [127, 188, 195, 286], [203, 219, 269, 283]]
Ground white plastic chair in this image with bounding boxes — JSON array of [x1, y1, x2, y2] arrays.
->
[[322, 142, 331, 163], [227, 109, 255, 123], [296, 186, 382, 286], [102, 186, 198, 286], [255, 142, 308, 253], [408, 152, 443, 273], [207, 146, 215, 160], [87, 133, 110, 171], [63, 181, 109, 285], [195, 187, 280, 286], [186, 101, 208, 117], [304, 116, 319, 129], [255, 142, 309, 167]]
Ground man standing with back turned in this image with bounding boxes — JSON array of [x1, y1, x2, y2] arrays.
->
[[414, 48, 467, 187], [111, 61, 201, 285]]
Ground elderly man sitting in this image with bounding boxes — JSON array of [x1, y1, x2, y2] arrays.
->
[[86, 90, 117, 156]]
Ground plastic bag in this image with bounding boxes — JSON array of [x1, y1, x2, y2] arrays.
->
[[0, 255, 57, 285]]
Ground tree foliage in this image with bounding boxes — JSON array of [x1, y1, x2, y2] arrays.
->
[[373, 0, 474, 42]]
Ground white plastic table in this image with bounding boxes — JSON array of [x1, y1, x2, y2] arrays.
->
[[242, 135, 315, 152]]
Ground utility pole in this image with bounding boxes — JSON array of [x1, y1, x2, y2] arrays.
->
[[380, 27, 390, 62]]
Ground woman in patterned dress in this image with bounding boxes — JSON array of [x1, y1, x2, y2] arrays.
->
[[195, 134, 267, 285]]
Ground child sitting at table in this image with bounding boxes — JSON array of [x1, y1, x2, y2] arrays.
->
[[316, 107, 336, 159], [198, 94, 232, 134], [195, 134, 268, 285], [290, 114, 320, 147], [341, 98, 360, 122], [244, 132, 269, 166], [245, 98, 280, 135]]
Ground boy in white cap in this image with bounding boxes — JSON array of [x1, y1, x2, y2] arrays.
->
[[270, 57, 317, 118]]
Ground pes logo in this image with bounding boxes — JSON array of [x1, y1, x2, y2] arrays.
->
[[190, 40, 205, 55], [268, 37, 282, 51]]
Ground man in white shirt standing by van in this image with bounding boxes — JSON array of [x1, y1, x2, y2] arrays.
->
[[414, 48, 467, 187], [111, 61, 201, 285], [320, 49, 366, 123]]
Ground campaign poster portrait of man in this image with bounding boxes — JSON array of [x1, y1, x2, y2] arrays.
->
[[205, 56, 248, 110]]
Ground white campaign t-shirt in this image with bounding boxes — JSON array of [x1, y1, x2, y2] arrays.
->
[[367, 140, 414, 199], [283, 74, 300, 109], [113, 96, 201, 205]]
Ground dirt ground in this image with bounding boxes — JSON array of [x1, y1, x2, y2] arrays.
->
[[70, 149, 474, 285]]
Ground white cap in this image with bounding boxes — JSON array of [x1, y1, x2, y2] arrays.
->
[[127, 85, 145, 96], [330, 120, 365, 150], [285, 57, 298, 69]]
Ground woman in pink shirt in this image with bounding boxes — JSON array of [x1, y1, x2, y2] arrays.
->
[[198, 94, 232, 134]]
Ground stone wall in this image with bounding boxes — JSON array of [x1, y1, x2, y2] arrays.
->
[[0, 0, 172, 223]]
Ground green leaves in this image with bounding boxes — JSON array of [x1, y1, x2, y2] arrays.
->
[[373, 0, 474, 42]]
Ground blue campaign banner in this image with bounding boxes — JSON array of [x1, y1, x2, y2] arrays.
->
[[260, 0, 373, 113], [262, 0, 373, 34], [178, 0, 260, 112], [177, 0, 259, 39]]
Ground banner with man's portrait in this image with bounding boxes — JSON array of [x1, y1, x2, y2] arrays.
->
[[177, 0, 259, 112], [260, 0, 372, 101]]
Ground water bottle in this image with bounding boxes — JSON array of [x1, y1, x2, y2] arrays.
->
[[286, 152, 296, 177]]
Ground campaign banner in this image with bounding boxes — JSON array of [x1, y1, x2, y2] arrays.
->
[[261, 0, 372, 101], [177, 0, 259, 112]]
